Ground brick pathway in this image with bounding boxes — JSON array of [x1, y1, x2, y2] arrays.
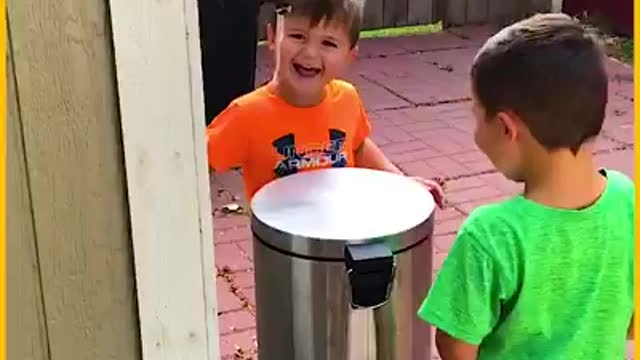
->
[[211, 25, 635, 359]]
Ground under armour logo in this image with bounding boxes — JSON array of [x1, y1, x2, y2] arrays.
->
[[272, 129, 347, 178]]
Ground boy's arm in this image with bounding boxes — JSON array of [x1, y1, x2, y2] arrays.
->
[[207, 103, 248, 172], [435, 330, 479, 360], [418, 227, 507, 358]]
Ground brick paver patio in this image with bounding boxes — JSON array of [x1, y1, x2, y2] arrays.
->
[[211, 25, 635, 359]]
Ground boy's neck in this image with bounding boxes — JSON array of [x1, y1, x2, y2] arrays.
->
[[268, 78, 326, 107], [523, 145, 606, 210]]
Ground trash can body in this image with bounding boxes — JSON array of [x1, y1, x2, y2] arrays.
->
[[251, 168, 435, 360]]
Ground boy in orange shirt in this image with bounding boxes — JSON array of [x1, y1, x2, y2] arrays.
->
[[207, 0, 444, 205]]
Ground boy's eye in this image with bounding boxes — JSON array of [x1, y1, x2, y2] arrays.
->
[[288, 33, 305, 40], [322, 40, 338, 48]]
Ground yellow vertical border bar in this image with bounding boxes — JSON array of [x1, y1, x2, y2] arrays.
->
[[0, 0, 6, 358], [636, 0, 640, 359]]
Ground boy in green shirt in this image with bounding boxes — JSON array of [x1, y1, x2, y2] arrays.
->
[[418, 13, 634, 360]]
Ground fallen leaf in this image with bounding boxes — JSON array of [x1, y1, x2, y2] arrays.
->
[[222, 203, 245, 215]]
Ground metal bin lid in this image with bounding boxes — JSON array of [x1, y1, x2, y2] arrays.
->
[[250, 168, 435, 260]]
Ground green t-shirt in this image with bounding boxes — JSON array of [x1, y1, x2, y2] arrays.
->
[[418, 169, 634, 359]]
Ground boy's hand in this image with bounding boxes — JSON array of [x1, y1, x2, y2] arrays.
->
[[410, 176, 445, 209]]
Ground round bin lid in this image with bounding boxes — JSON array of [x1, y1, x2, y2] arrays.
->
[[251, 168, 435, 260]]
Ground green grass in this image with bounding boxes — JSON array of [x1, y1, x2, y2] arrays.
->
[[604, 36, 633, 65], [257, 22, 443, 46], [618, 38, 633, 64], [359, 22, 443, 39]]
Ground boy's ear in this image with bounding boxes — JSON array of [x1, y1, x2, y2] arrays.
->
[[496, 111, 519, 142], [267, 22, 276, 51], [350, 45, 359, 61]]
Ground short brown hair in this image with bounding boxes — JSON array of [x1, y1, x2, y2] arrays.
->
[[275, 0, 364, 47], [471, 13, 608, 154]]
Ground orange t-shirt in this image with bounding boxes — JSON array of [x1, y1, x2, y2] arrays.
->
[[207, 79, 372, 200]]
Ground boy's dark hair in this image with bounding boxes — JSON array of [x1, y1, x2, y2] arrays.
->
[[471, 13, 608, 154], [275, 0, 364, 47]]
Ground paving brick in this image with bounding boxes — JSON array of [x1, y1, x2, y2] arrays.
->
[[420, 137, 467, 156], [444, 176, 486, 192], [396, 31, 473, 52], [596, 150, 634, 179], [424, 156, 473, 178], [383, 113, 422, 127], [463, 158, 495, 173], [435, 217, 465, 236], [374, 126, 415, 143], [211, 171, 246, 206], [452, 150, 485, 164], [359, 53, 471, 105], [370, 132, 392, 146], [415, 128, 475, 151], [436, 207, 465, 221], [595, 136, 621, 152], [400, 119, 450, 133], [217, 279, 244, 313], [237, 240, 254, 261], [218, 310, 256, 335], [213, 215, 250, 232], [397, 160, 445, 179], [354, 75, 411, 111], [475, 173, 523, 195], [381, 140, 429, 155], [605, 99, 635, 128], [433, 249, 449, 271], [456, 195, 512, 215], [220, 328, 257, 359], [446, 185, 504, 205], [603, 125, 634, 145], [215, 225, 251, 244], [216, 243, 254, 272], [388, 147, 441, 163], [446, 25, 499, 45], [242, 287, 256, 308], [233, 269, 256, 289], [357, 37, 407, 58], [433, 234, 457, 254]]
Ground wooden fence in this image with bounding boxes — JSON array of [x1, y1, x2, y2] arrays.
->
[[257, 0, 553, 39], [8, 0, 140, 358]]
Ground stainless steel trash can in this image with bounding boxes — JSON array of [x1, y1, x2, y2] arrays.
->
[[251, 168, 435, 360]]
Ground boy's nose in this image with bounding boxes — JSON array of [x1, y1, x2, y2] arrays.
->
[[300, 43, 320, 58]]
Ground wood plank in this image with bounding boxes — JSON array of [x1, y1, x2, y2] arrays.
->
[[407, 0, 434, 25], [363, 0, 384, 29], [109, 0, 220, 357], [6, 0, 141, 358], [383, 0, 409, 27], [432, 0, 448, 26], [183, 0, 220, 357], [446, 0, 468, 26], [6, 27, 50, 360], [467, 0, 489, 24], [488, 0, 516, 26], [532, 0, 554, 13]]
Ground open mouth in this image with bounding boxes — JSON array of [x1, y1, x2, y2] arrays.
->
[[292, 63, 322, 78]]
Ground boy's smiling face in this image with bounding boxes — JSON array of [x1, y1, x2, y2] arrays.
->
[[268, 15, 356, 105]]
